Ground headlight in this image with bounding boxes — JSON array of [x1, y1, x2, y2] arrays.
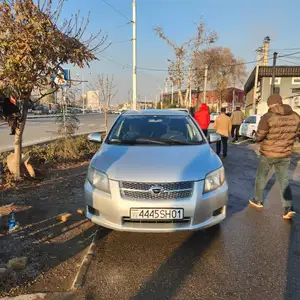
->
[[87, 168, 110, 193], [203, 166, 225, 194]]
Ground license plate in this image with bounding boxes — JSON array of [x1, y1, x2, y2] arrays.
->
[[130, 208, 184, 220]]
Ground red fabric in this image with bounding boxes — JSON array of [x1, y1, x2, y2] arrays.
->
[[194, 104, 210, 130], [10, 97, 16, 105]]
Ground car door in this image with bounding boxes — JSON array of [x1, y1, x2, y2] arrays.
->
[[240, 117, 250, 137], [247, 116, 257, 137]]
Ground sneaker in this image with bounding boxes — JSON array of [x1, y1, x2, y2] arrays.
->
[[283, 207, 296, 220], [249, 199, 263, 208]]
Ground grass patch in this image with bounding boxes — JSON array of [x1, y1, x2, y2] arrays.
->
[[0, 134, 102, 188]]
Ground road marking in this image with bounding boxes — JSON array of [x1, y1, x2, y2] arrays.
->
[[230, 139, 252, 145]]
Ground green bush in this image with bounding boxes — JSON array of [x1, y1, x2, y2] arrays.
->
[[0, 134, 101, 187]]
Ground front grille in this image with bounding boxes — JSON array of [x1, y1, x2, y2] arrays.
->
[[119, 181, 194, 200]]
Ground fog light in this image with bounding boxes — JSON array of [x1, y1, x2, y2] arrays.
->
[[213, 207, 223, 216], [88, 206, 100, 216]]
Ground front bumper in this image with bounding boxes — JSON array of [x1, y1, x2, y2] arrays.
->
[[84, 179, 228, 233]]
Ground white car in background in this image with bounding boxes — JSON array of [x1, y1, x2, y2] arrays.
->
[[210, 113, 219, 122], [168, 108, 190, 114], [239, 115, 262, 142]]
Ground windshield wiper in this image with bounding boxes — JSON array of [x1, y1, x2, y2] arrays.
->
[[136, 138, 201, 145], [135, 138, 170, 145], [158, 138, 202, 145], [108, 139, 137, 145]]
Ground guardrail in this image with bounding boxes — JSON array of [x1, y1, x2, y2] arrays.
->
[[0, 129, 106, 154], [27, 112, 102, 119]]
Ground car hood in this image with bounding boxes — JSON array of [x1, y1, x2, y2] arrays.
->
[[90, 143, 222, 182]]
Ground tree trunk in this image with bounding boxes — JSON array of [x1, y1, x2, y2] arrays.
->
[[14, 98, 29, 178], [178, 87, 184, 107], [184, 86, 190, 108], [104, 109, 108, 134]]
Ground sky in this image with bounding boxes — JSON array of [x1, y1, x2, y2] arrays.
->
[[58, 0, 300, 104]]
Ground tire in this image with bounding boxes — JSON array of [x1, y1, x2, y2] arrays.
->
[[252, 131, 256, 142]]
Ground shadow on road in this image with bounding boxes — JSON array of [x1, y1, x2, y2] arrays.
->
[[131, 226, 221, 300], [284, 155, 300, 300]]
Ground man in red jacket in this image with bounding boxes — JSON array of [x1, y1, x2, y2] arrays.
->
[[194, 103, 210, 136]]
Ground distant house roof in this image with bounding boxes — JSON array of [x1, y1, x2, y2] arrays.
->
[[244, 65, 300, 93]]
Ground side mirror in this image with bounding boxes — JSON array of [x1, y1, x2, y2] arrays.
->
[[88, 132, 102, 143], [209, 133, 221, 144]]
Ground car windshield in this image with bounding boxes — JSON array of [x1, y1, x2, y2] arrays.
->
[[106, 115, 204, 145]]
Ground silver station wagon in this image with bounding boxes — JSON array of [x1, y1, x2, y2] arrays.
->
[[85, 109, 228, 232]]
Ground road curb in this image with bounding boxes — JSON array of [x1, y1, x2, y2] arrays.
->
[[71, 227, 99, 289], [0, 292, 75, 300], [0, 293, 47, 300]]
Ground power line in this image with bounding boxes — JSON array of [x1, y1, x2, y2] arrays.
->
[[102, 51, 300, 74], [269, 48, 300, 51], [278, 58, 299, 65], [102, 0, 132, 22]]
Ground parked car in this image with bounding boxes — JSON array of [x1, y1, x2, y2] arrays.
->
[[210, 113, 219, 122], [239, 114, 262, 142], [85, 109, 228, 233], [33, 106, 49, 115], [48, 109, 58, 114]]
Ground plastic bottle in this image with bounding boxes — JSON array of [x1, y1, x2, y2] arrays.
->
[[8, 210, 16, 231]]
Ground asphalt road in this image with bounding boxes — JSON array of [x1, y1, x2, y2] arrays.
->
[[76, 142, 300, 300], [0, 114, 117, 152]]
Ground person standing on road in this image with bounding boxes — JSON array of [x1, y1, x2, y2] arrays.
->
[[194, 103, 210, 136], [214, 107, 232, 158], [249, 94, 300, 220], [230, 106, 244, 142], [189, 106, 195, 118]]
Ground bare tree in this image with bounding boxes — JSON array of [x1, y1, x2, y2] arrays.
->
[[90, 75, 117, 133], [0, 0, 109, 177], [193, 47, 246, 109], [154, 21, 217, 107]]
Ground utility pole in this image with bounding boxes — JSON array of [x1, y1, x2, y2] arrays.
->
[[132, 0, 137, 110], [262, 36, 270, 66], [270, 52, 278, 95], [155, 94, 158, 108], [144, 95, 146, 109], [202, 64, 208, 104], [252, 47, 263, 114]]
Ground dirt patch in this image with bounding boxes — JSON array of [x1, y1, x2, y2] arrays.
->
[[0, 162, 97, 297]]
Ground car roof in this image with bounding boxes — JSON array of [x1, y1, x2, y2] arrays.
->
[[122, 109, 188, 116]]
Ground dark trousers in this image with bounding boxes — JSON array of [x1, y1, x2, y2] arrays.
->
[[216, 136, 228, 156], [255, 156, 292, 208], [202, 129, 208, 137], [231, 125, 240, 141]]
